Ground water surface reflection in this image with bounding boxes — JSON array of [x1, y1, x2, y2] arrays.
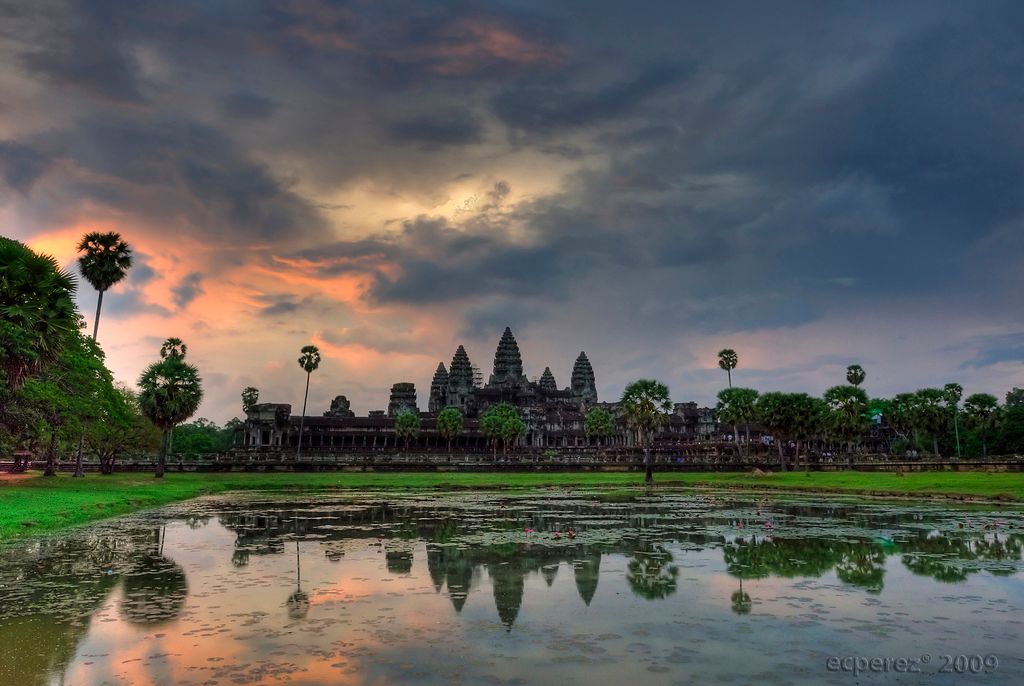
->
[[2, 490, 1024, 685]]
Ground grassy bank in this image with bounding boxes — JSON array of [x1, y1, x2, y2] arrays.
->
[[3, 470, 1024, 542]]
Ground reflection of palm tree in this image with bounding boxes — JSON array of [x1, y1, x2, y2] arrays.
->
[[119, 527, 188, 626], [730, 578, 752, 615], [627, 542, 678, 600], [542, 563, 559, 587], [835, 544, 886, 593], [286, 540, 309, 620]]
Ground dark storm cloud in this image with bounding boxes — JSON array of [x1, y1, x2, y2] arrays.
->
[[492, 62, 691, 134], [257, 294, 308, 318], [171, 272, 203, 309], [15, 0, 145, 103], [3, 0, 1024, 397], [0, 141, 49, 193], [221, 92, 279, 121], [385, 110, 484, 147], [35, 115, 331, 241], [961, 334, 1024, 369]]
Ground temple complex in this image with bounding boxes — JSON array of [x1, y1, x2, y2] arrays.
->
[[242, 326, 715, 452]]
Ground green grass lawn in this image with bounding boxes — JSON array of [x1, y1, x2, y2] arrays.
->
[[3, 469, 1024, 542]]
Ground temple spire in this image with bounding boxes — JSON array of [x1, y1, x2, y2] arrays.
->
[[539, 366, 557, 392], [571, 351, 597, 403], [489, 326, 525, 386]]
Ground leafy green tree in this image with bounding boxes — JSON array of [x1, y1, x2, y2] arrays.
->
[[241, 386, 259, 414], [913, 388, 948, 457], [436, 407, 464, 452], [295, 344, 321, 459], [394, 409, 422, 450], [845, 364, 866, 387], [823, 385, 869, 461], [76, 231, 132, 341], [792, 395, 827, 470], [889, 392, 921, 450], [1006, 388, 1024, 408], [944, 383, 963, 458], [86, 383, 160, 474], [480, 407, 505, 458], [995, 406, 1024, 455], [480, 403, 523, 456], [173, 418, 235, 457], [717, 349, 738, 388], [621, 379, 672, 484], [138, 345, 203, 478], [500, 411, 527, 453], [20, 328, 112, 476], [716, 387, 759, 457], [0, 237, 78, 392], [584, 407, 616, 448], [964, 393, 999, 457]]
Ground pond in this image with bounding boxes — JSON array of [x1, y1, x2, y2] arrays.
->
[[2, 489, 1023, 685]]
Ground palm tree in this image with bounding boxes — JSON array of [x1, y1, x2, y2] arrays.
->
[[823, 385, 869, 465], [717, 349, 738, 388], [0, 237, 78, 391], [756, 392, 794, 470], [160, 337, 187, 360], [944, 383, 963, 458], [913, 388, 947, 457], [138, 347, 203, 478], [74, 234, 132, 477], [76, 232, 132, 341], [716, 387, 759, 458], [620, 379, 672, 484], [436, 407, 464, 453], [964, 393, 999, 457], [296, 345, 321, 459], [845, 364, 866, 387], [241, 386, 259, 414]]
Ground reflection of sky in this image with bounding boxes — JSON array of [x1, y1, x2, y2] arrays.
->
[[3, 495, 1019, 685]]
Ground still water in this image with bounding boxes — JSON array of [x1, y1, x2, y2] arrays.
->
[[2, 489, 1024, 685]]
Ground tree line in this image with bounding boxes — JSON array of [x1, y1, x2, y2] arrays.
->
[[1, 235, 203, 477]]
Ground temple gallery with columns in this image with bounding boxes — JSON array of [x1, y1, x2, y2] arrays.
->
[[243, 327, 716, 452]]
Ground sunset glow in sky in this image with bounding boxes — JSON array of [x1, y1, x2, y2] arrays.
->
[[2, 1, 1023, 422]]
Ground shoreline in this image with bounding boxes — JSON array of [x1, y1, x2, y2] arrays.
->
[[3, 470, 1024, 542]]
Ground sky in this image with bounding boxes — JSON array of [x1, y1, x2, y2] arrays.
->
[[2, 0, 1023, 424]]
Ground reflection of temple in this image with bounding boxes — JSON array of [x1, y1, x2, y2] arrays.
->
[[242, 327, 716, 452]]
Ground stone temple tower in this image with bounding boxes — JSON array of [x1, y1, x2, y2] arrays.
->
[[447, 345, 475, 409], [387, 382, 417, 417], [539, 367, 558, 393], [489, 327, 527, 387], [428, 362, 449, 413], [571, 352, 597, 404]]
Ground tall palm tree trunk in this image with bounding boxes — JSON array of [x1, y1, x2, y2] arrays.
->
[[727, 369, 732, 388], [932, 436, 940, 459], [643, 446, 653, 484], [92, 289, 104, 340], [953, 412, 961, 459], [155, 429, 169, 478], [297, 372, 310, 460], [73, 290, 107, 478]]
